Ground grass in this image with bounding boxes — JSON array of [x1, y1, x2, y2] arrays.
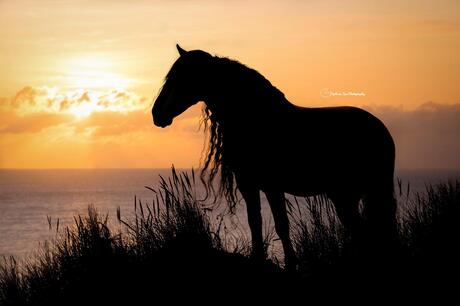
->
[[0, 168, 283, 305], [400, 180, 460, 284], [1, 169, 459, 304], [289, 195, 349, 282]]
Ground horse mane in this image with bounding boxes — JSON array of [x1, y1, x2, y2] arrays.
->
[[200, 56, 286, 213]]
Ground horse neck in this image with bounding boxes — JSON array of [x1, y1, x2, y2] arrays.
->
[[204, 58, 295, 125], [204, 86, 292, 129]]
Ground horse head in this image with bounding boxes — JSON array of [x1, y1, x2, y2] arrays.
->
[[152, 44, 213, 127]]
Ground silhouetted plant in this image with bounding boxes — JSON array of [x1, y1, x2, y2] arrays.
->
[[1, 171, 459, 304], [0, 168, 281, 305], [400, 180, 460, 279], [290, 195, 349, 279]]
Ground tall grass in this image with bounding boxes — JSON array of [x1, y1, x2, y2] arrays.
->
[[1, 169, 459, 304], [0, 168, 280, 305], [289, 179, 460, 291], [400, 180, 460, 284], [289, 195, 348, 281]]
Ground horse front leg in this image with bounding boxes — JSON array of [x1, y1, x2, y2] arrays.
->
[[237, 179, 265, 261], [265, 191, 297, 271]]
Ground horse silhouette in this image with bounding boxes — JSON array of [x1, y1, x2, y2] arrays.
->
[[152, 44, 398, 270]]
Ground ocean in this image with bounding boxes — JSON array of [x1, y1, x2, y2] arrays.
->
[[1, 168, 459, 258]]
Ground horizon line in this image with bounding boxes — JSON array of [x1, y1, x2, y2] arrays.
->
[[1, 167, 460, 171]]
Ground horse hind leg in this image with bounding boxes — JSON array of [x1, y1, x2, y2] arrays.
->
[[329, 193, 365, 245], [265, 191, 297, 271], [363, 179, 399, 252]]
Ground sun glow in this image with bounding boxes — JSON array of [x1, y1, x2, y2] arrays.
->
[[7, 86, 149, 120], [69, 71, 132, 90], [63, 55, 133, 90], [68, 102, 97, 119]]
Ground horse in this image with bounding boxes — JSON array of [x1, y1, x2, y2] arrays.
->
[[152, 44, 398, 270]]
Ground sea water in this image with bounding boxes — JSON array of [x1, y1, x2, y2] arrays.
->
[[1, 169, 459, 258]]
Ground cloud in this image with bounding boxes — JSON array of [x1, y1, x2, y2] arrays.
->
[[0, 86, 203, 138], [2, 86, 149, 116], [2, 86, 459, 169], [366, 102, 460, 169], [0, 86, 152, 134]]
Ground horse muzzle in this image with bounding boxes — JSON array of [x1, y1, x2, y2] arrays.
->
[[153, 115, 173, 128]]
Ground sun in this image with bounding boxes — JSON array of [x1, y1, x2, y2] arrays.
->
[[63, 55, 132, 90], [68, 102, 97, 119], [72, 71, 131, 90], [58, 54, 134, 119]]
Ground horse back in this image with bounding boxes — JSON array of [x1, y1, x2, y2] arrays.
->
[[228, 105, 395, 195]]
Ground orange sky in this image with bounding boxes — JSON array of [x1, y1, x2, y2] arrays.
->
[[1, 0, 459, 169]]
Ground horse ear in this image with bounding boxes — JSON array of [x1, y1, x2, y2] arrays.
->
[[176, 44, 187, 56]]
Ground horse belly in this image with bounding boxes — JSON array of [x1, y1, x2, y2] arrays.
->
[[253, 155, 335, 196], [231, 106, 394, 196], [255, 138, 379, 196]]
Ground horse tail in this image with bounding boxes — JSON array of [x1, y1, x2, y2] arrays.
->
[[363, 135, 399, 251], [364, 173, 398, 240]]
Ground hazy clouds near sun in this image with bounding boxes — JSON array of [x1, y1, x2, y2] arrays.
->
[[1, 87, 459, 169], [369, 102, 460, 170]]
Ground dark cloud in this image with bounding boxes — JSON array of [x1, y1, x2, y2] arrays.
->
[[366, 102, 460, 169], [59, 99, 71, 111], [11, 86, 43, 107], [78, 92, 90, 103]]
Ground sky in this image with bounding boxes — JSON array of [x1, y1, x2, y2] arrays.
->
[[0, 0, 459, 169]]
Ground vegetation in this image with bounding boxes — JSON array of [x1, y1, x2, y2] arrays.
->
[[399, 180, 460, 287], [1, 169, 459, 304]]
